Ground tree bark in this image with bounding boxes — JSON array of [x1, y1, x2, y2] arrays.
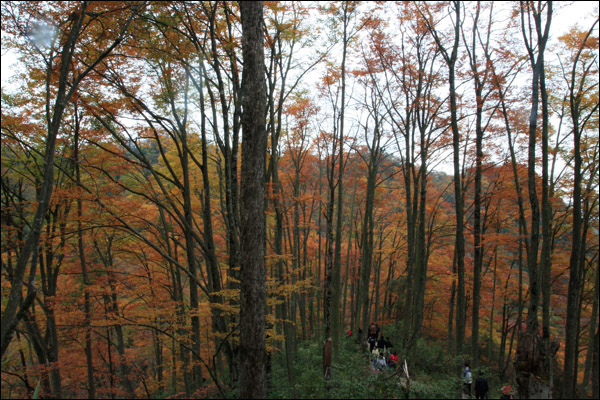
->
[[516, 3, 554, 398], [562, 16, 598, 399], [593, 321, 599, 399], [239, 2, 267, 398], [74, 113, 96, 399]]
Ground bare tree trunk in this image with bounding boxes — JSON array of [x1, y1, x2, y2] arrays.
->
[[448, 249, 457, 353], [516, 3, 554, 398], [239, 2, 267, 397], [583, 259, 599, 393], [74, 114, 95, 399], [562, 16, 599, 399], [593, 321, 599, 399]]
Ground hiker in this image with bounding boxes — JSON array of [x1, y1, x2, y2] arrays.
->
[[376, 353, 387, 371], [377, 334, 386, 350], [368, 336, 377, 352], [375, 323, 380, 339], [500, 385, 513, 399], [474, 371, 489, 399], [384, 336, 393, 349], [368, 322, 377, 340], [388, 350, 398, 370], [347, 329, 353, 338], [463, 362, 473, 397], [372, 345, 380, 368]]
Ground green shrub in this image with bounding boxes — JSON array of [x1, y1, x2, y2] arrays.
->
[[269, 339, 384, 399], [268, 335, 505, 399]]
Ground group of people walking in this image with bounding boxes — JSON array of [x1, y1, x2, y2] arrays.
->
[[355, 323, 514, 399], [366, 322, 399, 372], [464, 362, 514, 399]]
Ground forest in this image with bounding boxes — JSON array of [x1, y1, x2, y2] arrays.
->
[[1, 1, 598, 399]]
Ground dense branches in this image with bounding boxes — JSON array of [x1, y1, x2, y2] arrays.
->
[[1, 2, 598, 399]]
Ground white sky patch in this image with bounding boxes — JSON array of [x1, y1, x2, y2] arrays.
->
[[1, 48, 20, 91]]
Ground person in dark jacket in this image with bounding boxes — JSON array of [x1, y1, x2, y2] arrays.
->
[[384, 337, 393, 349], [368, 337, 376, 352], [474, 371, 489, 399], [377, 334, 386, 350], [368, 323, 377, 340]]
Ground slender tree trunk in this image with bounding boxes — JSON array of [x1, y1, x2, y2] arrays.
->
[[358, 130, 379, 343], [180, 95, 204, 391], [488, 249, 498, 362], [562, 13, 593, 398], [107, 253, 135, 398], [331, 4, 349, 362], [448, 248, 457, 353], [412, 133, 428, 351], [583, 260, 599, 393], [516, 4, 553, 398], [471, 50, 484, 374], [323, 152, 335, 378], [74, 119, 95, 399], [434, 2, 465, 360], [152, 323, 164, 394], [539, 29, 555, 395], [592, 321, 599, 399], [420, 0, 464, 360]]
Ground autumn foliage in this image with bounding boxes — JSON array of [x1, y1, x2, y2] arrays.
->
[[1, 1, 598, 399]]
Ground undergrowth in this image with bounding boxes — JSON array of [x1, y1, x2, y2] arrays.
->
[[268, 333, 508, 399]]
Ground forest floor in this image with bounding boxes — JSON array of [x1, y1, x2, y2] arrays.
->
[[366, 355, 412, 397], [268, 338, 490, 398], [365, 350, 473, 399]]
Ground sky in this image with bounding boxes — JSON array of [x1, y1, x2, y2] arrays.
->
[[1, 1, 597, 179], [2, 1, 598, 89]]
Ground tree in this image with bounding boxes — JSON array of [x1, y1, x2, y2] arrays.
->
[[515, 2, 555, 398], [561, 17, 599, 399], [239, 1, 268, 398], [319, 2, 362, 372], [461, 1, 496, 369], [416, 1, 466, 364]]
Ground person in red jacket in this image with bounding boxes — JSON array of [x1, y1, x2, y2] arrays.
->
[[388, 350, 399, 370]]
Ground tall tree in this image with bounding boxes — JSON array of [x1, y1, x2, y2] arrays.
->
[[562, 17, 600, 399], [239, 1, 268, 398], [515, 2, 554, 398], [461, 1, 501, 369], [417, 0, 465, 362], [319, 2, 361, 369]]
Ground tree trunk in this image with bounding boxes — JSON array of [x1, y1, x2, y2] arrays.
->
[[74, 121, 95, 399], [562, 11, 595, 398], [0, 7, 88, 358], [516, 4, 554, 398], [239, 2, 267, 397], [448, 248, 457, 353], [583, 259, 599, 393], [592, 322, 599, 399]]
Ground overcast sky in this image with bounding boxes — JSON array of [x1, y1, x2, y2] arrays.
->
[[1, 1, 598, 91]]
